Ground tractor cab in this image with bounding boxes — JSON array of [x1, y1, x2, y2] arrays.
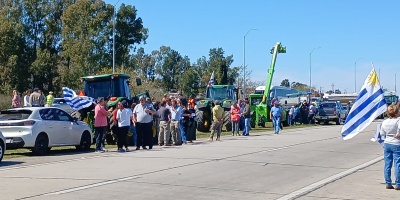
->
[[205, 85, 237, 108], [80, 74, 141, 107]]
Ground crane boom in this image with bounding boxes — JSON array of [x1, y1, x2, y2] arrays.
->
[[262, 42, 286, 103]]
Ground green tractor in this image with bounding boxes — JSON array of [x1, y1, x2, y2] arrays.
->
[[248, 93, 264, 128], [71, 73, 148, 144], [195, 85, 238, 132]]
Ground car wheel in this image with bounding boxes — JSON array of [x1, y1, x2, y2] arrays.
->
[[76, 131, 91, 151], [32, 134, 49, 156], [0, 142, 4, 162], [323, 121, 329, 125]]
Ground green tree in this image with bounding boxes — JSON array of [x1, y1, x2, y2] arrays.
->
[[280, 79, 290, 87], [208, 48, 233, 85]]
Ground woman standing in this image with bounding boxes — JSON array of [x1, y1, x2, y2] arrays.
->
[[183, 103, 196, 143], [11, 90, 21, 108], [380, 105, 400, 190], [230, 102, 241, 136], [23, 90, 31, 107]]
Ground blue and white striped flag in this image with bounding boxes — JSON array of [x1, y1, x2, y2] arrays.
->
[[62, 87, 95, 111], [209, 71, 215, 86], [341, 68, 387, 140], [370, 123, 385, 146]]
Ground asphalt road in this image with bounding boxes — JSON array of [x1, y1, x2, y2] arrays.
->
[[0, 123, 387, 200]]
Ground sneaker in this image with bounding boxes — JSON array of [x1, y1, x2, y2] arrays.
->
[[207, 138, 213, 142], [95, 150, 105, 153], [101, 147, 108, 152], [117, 148, 125, 152], [216, 137, 220, 141], [125, 148, 129, 152]]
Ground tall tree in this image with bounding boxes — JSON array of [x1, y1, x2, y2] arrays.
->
[[280, 79, 290, 87], [208, 48, 233, 85]]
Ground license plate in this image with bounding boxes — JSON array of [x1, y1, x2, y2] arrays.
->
[[6, 138, 13, 143], [321, 117, 328, 119]]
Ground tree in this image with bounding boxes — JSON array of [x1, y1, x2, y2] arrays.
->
[[208, 48, 233, 85], [280, 79, 290, 87]]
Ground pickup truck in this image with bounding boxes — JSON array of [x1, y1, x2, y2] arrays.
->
[[315, 101, 346, 125]]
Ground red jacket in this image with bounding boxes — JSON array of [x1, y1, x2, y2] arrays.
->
[[230, 106, 241, 122]]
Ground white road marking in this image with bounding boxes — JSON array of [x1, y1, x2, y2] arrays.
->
[[277, 156, 383, 200], [44, 176, 140, 196]]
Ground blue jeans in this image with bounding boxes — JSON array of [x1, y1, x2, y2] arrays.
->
[[272, 116, 281, 134], [242, 118, 250, 136], [384, 143, 400, 187], [232, 121, 239, 135], [288, 115, 292, 126], [130, 124, 137, 146], [180, 121, 186, 143]]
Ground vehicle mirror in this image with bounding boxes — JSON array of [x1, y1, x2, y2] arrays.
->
[[136, 78, 142, 86]]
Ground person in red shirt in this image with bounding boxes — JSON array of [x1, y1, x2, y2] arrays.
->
[[94, 97, 113, 153], [230, 101, 241, 136]]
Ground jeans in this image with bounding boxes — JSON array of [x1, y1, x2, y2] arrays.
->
[[180, 120, 186, 143], [288, 114, 292, 126], [384, 143, 400, 187], [242, 118, 250, 136], [232, 121, 239, 135], [94, 126, 106, 150], [272, 116, 281, 134], [130, 124, 137, 146]]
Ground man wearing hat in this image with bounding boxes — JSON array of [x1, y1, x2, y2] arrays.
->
[[208, 100, 224, 141], [270, 101, 282, 134], [242, 100, 251, 136], [46, 91, 54, 107]]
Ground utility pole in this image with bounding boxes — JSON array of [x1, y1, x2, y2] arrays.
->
[[112, 0, 121, 74], [331, 83, 335, 94], [243, 28, 257, 98], [395, 73, 397, 93]]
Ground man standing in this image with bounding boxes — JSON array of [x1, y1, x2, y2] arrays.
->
[[46, 91, 54, 107], [308, 103, 317, 124], [242, 100, 251, 136], [157, 101, 171, 146], [208, 100, 224, 141], [270, 101, 282, 134], [132, 96, 156, 150], [94, 97, 113, 153], [29, 88, 41, 107], [169, 100, 182, 145]]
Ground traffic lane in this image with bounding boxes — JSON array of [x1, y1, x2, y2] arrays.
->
[[23, 125, 381, 200], [298, 161, 398, 200]]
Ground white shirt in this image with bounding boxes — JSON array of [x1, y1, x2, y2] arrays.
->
[[380, 118, 400, 146], [24, 95, 30, 107], [117, 108, 133, 127]]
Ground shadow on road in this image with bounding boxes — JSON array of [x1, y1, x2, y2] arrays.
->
[[0, 161, 24, 167]]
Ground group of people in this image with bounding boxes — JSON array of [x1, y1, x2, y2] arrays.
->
[[229, 99, 251, 138], [93, 94, 197, 153], [287, 100, 318, 126], [11, 88, 55, 108]]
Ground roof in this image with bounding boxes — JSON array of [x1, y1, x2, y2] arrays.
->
[[81, 74, 130, 81], [209, 85, 235, 89]]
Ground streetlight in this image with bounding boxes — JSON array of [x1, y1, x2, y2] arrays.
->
[[243, 28, 257, 97], [112, 0, 121, 74], [354, 58, 364, 93], [309, 47, 321, 92]]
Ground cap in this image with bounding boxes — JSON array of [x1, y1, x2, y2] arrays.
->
[[121, 100, 127, 106], [49, 91, 53, 94], [34, 88, 39, 91], [97, 97, 104, 102], [215, 100, 221, 105], [274, 101, 279, 105]]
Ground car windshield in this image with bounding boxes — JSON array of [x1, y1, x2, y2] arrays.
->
[[319, 103, 336, 108], [251, 97, 263, 106], [207, 87, 235, 101], [0, 110, 32, 120]]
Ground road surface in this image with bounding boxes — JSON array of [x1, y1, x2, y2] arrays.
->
[[0, 122, 394, 200]]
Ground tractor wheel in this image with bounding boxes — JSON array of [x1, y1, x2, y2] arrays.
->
[[223, 111, 232, 132], [196, 109, 210, 132], [250, 113, 256, 128]]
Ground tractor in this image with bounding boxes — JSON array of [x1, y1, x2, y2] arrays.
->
[[70, 73, 149, 144], [195, 85, 238, 132]]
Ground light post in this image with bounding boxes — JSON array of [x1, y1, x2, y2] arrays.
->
[[112, 0, 121, 74], [309, 47, 321, 93], [354, 58, 364, 93], [243, 28, 257, 98]]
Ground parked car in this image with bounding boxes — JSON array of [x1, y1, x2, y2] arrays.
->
[[315, 101, 346, 125], [0, 131, 5, 162], [0, 107, 92, 156], [48, 98, 74, 113]]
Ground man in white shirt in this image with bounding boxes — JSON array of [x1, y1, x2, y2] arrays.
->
[[116, 100, 133, 152]]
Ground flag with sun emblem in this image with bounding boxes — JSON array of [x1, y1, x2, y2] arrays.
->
[[341, 67, 387, 140]]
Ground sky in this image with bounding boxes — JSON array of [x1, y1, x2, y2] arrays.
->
[[105, 0, 400, 94]]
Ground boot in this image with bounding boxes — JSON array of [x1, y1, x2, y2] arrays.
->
[[216, 136, 220, 141], [207, 137, 213, 142]]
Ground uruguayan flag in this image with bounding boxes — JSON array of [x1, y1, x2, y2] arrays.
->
[[370, 123, 385, 146], [341, 68, 387, 140], [62, 87, 95, 111], [209, 71, 215, 86]]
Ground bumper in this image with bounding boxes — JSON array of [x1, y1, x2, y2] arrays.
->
[[5, 137, 25, 149], [315, 116, 338, 121]]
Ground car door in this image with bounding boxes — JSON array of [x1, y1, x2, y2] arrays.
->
[[52, 108, 76, 145], [39, 108, 64, 145]]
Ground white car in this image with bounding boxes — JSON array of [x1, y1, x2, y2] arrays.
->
[[0, 107, 93, 156], [0, 131, 5, 162]]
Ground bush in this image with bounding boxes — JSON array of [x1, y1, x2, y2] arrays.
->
[[0, 94, 11, 110]]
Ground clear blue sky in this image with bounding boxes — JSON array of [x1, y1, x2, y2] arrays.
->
[[106, 0, 400, 94]]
